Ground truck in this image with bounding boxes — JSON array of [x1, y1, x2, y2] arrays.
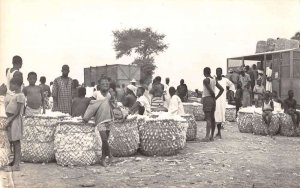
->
[[227, 48, 300, 105], [84, 64, 141, 86]]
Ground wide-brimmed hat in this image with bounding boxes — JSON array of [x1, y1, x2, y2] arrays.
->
[[127, 85, 137, 95], [228, 69, 233, 73], [258, 69, 263, 74], [130, 79, 136, 83]]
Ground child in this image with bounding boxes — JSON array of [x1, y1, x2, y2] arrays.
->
[[71, 87, 91, 117], [23, 72, 45, 115], [226, 86, 235, 105], [283, 90, 300, 127], [253, 79, 265, 107], [235, 83, 243, 118], [5, 77, 25, 171], [129, 87, 151, 115], [39, 76, 51, 110], [262, 92, 274, 136], [168, 87, 184, 115]]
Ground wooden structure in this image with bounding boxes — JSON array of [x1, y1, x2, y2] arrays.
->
[[84, 64, 141, 86], [227, 48, 300, 105]]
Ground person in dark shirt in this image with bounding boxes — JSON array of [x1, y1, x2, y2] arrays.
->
[[226, 86, 235, 105], [235, 83, 243, 118], [284, 90, 300, 127], [71, 87, 91, 117], [177, 79, 188, 102]]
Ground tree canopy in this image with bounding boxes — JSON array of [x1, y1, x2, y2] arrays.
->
[[291, 32, 300, 41], [113, 28, 168, 84]]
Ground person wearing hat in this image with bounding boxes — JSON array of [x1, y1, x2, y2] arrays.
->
[[122, 84, 137, 108], [130, 79, 136, 86]]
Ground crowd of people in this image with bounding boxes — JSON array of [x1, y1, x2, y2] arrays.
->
[[2, 55, 300, 170]]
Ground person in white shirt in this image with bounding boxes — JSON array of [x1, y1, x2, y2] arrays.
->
[[129, 87, 151, 115], [163, 77, 170, 108], [168, 87, 184, 115]]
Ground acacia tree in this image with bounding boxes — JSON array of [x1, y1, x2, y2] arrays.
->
[[291, 32, 300, 41], [113, 28, 168, 84]]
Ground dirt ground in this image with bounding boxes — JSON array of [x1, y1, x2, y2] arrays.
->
[[1, 121, 300, 188]]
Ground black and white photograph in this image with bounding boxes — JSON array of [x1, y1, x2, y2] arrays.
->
[[0, 0, 300, 187]]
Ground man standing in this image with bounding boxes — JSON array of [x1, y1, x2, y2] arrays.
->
[[52, 65, 72, 114], [177, 79, 188, 102], [239, 68, 252, 107], [226, 68, 240, 90], [214, 68, 235, 139], [201, 67, 224, 142]]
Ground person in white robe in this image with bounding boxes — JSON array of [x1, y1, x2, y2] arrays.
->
[[266, 66, 272, 92], [214, 68, 235, 138], [168, 87, 184, 115]]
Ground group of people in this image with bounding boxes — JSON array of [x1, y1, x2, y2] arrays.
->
[[2, 55, 192, 169], [3, 55, 300, 170], [202, 65, 300, 142]]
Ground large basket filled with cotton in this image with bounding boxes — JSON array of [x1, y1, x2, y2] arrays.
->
[[252, 112, 267, 135], [21, 112, 69, 163], [108, 117, 139, 157], [54, 118, 101, 166], [183, 103, 205, 121], [237, 107, 255, 133], [225, 104, 236, 122], [256, 41, 267, 53], [278, 113, 295, 137], [0, 128, 10, 168], [268, 113, 281, 135], [139, 114, 188, 156], [275, 38, 299, 51], [181, 114, 197, 141]]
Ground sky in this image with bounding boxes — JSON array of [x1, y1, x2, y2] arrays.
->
[[0, 0, 299, 90]]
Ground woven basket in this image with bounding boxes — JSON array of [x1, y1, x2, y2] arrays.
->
[[275, 38, 299, 51], [267, 38, 276, 51], [21, 141, 55, 163], [21, 116, 65, 163], [237, 112, 253, 133], [225, 108, 236, 122], [295, 126, 300, 137], [269, 113, 280, 135], [278, 113, 295, 137], [183, 103, 194, 115], [252, 113, 267, 135], [0, 116, 7, 130], [256, 41, 267, 53], [0, 130, 10, 168], [181, 114, 197, 141], [108, 118, 139, 157], [139, 118, 188, 156], [193, 104, 205, 121], [54, 121, 101, 166]]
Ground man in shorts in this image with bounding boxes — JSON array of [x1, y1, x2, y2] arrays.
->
[[201, 67, 224, 142]]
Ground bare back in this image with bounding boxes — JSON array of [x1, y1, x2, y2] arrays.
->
[[23, 86, 43, 109]]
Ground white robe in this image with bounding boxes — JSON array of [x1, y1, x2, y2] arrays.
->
[[215, 77, 235, 123]]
